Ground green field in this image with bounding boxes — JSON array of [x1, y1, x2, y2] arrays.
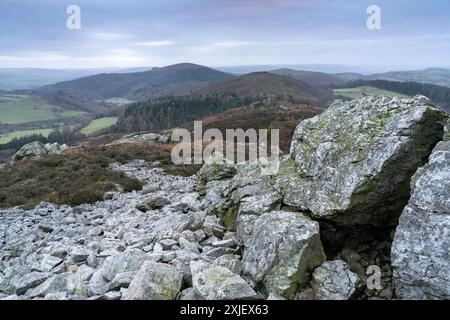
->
[[334, 86, 412, 100], [81, 117, 118, 135], [0, 128, 53, 144], [0, 94, 85, 124]]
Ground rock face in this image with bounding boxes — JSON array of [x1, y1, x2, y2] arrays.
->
[[12, 141, 68, 162], [391, 140, 450, 299], [242, 211, 325, 298], [311, 260, 359, 300], [288, 95, 447, 226], [191, 261, 257, 300]]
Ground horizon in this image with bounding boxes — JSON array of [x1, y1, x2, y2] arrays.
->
[[1, 0, 450, 69]]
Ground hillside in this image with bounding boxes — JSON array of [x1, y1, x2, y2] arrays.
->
[[334, 86, 411, 100], [339, 80, 450, 112], [196, 72, 328, 105], [39, 63, 233, 101], [270, 68, 346, 88], [367, 68, 450, 88]]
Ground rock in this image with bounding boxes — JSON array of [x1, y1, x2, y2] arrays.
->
[[101, 249, 149, 282], [237, 192, 280, 245], [136, 195, 171, 212], [196, 155, 237, 195], [115, 133, 170, 145], [43, 292, 68, 300], [26, 273, 69, 298], [38, 224, 54, 233], [178, 237, 200, 254], [159, 238, 178, 250], [211, 239, 237, 248], [107, 271, 135, 291], [287, 96, 448, 226], [123, 262, 183, 300], [180, 287, 200, 300], [242, 211, 325, 298], [70, 247, 92, 263], [191, 261, 257, 300], [214, 255, 242, 275], [12, 141, 47, 162], [311, 260, 359, 300], [44, 142, 68, 155], [39, 254, 63, 272], [391, 140, 450, 299], [12, 272, 52, 295]]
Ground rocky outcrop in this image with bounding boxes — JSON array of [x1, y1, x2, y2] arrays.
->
[[288, 95, 447, 226], [391, 140, 450, 299], [12, 141, 68, 162], [114, 133, 170, 145], [1, 95, 449, 301], [242, 211, 325, 298]]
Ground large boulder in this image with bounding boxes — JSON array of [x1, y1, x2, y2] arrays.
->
[[241, 211, 325, 298], [190, 261, 257, 300], [12, 141, 68, 162], [123, 261, 183, 300], [12, 141, 47, 162], [391, 140, 450, 299], [287, 95, 447, 226]]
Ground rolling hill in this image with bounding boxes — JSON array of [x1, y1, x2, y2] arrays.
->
[[39, 63, 234, 101], [270, 68, 346, 88], [366, 68, 450, 88], [196, 72, 328, 105]]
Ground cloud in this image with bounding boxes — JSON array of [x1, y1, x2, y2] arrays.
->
[[133, 40, 175, 47]]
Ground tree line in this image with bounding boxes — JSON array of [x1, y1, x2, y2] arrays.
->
[[114, 94, 254, 133]]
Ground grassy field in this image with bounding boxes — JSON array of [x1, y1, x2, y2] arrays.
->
[[0, 94, 85, 124], [81, 117, 118, 135], [0, 128, 53, 144], [334, 86, 412, 100]]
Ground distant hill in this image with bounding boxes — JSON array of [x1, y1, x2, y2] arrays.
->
[[40, 63, 233, 101], [366, 68, 450, 88], [338, 79, 450, 113], [0, 68, 119, 90], [196, 72, 328, 105], [334, 73, 364, 82], [270, 68, 346, 88]]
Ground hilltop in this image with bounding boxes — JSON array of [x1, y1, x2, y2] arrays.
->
[[196, 72, 328, 105], [39, 63, 233, 101]]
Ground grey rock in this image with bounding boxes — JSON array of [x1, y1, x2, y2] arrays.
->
[[242, 211, 325, 298], [123, 262, 183, 300], [101, 249, 149, 282], [12, 272, 52, 295], [311, 260, 359, 300], [12, 141, 47, 162], [26, 273, 70, 298], [180, 287, 200, 300], [288, 96, 447, 226], [391, 140, 450, 299], [70, 247, 92, 263], [136, 196, 170, 212], [191, 261, 257, 300]]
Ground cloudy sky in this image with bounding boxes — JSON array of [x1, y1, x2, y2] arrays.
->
[[1, 0, 450, 69]]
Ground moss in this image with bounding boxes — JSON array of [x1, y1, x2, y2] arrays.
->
[[221, 206, 238, 231]]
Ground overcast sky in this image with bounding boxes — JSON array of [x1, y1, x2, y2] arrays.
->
[[1, 0, 450, 69]]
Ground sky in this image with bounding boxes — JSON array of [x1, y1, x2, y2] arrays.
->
[[1, 0, 450, 70]]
